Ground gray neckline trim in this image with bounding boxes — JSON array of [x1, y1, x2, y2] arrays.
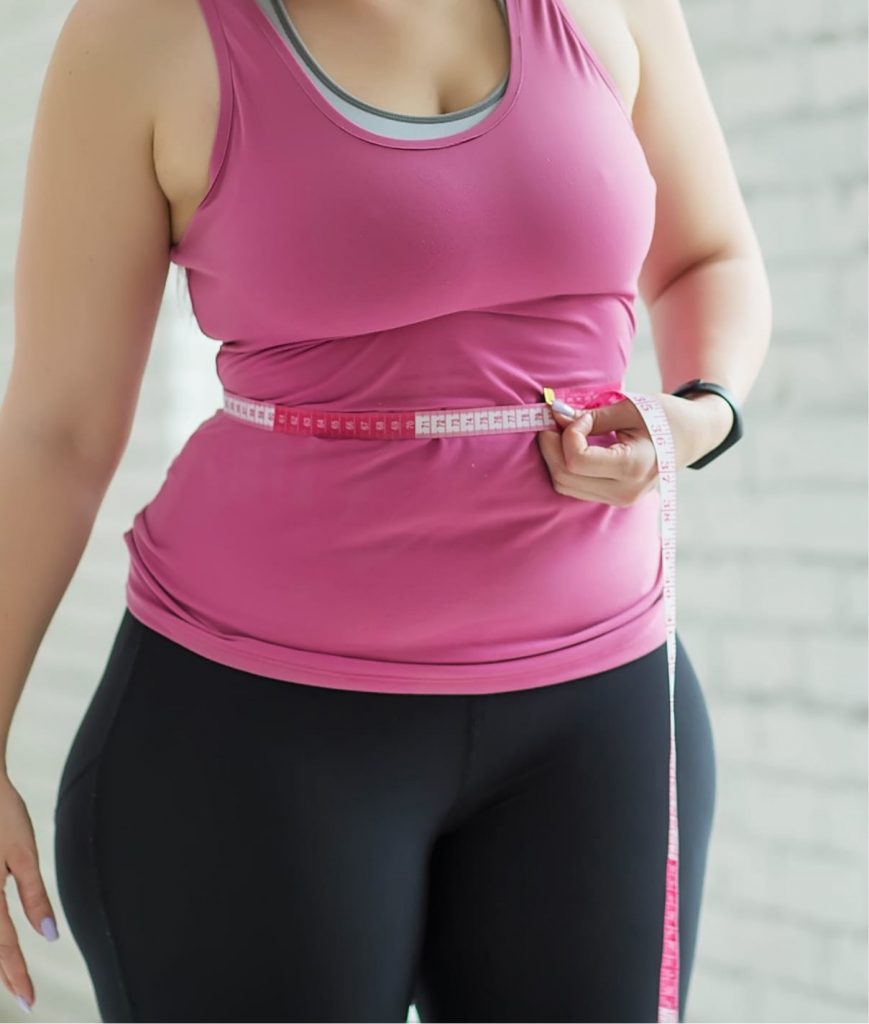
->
[[265, 0, 510, 124]]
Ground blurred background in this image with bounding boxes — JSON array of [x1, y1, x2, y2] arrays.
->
[[0, 0, 866, 1021]]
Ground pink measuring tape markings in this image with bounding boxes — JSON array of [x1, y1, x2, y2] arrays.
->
[[222, 381, 681, 1023]]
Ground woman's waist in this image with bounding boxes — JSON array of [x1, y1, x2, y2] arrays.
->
[[219, 379, 627, 441]]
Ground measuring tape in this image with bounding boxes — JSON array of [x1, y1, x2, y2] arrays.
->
[[222, 382, 681, 1023]]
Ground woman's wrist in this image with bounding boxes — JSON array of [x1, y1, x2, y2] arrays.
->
[[683, 391, 736, 463]]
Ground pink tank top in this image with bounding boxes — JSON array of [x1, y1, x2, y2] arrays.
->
[[123, 0, 662, 694]]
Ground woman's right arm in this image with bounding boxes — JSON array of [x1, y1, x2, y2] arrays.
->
[[0, 0, 172, 1008]]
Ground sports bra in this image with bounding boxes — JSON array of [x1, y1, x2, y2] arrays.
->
[[254, 0, 511, 139], [122, 0, 661, 694]]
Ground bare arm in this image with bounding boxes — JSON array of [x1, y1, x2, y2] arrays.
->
[[0, 0, 172, 772], [624, 0, 772, 434]]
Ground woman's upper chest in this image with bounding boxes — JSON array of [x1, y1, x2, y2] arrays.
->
[[152, 0, 642, 249]]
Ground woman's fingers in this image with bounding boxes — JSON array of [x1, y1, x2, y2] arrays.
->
[[0, 875, 34, 1011], [537, 401, 666, 506], [0, 776, 57, 1014], [0, 941, 18, 1000], [6, 840, 58, 944]]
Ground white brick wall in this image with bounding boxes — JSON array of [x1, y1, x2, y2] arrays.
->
[[0, 1, 865, 1022], [647, 2, 868, 1020]]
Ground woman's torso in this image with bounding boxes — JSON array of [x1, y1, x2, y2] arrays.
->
[[121, 0, 663, 693]]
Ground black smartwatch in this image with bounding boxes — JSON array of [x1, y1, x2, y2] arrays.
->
[[669, 378, 744, 469]]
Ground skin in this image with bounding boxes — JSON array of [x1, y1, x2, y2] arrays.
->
[[0, 0, 772, 1009]]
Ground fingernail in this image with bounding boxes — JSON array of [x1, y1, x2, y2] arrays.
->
[[550, 399, 576, 417], [40, 916, 59, 941], [578, 412, 593, 427], [15, 994, 32, 1014]]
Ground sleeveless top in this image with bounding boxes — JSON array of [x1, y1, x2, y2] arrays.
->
[[122, 0, 661, 694]]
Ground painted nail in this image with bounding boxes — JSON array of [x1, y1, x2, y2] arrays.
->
[[15, 994, 32, 1013], [550, 399, 576, 417], [40, 916, 59, 941]]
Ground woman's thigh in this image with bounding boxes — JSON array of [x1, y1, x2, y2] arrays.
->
[[53, 610, 463, 1023], [413, 633, 718, 1024]]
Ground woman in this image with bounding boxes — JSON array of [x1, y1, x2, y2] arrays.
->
[[0, 0, 770, 1019]]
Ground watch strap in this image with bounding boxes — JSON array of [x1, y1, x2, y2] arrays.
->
[[670, 378, 744, 469]]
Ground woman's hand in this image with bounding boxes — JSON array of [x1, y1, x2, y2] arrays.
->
[[0, 773, 60, 1013], [536, 392, 733, 506]]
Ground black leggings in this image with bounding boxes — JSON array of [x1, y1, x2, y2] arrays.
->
[[54, 608, 717, 1023]]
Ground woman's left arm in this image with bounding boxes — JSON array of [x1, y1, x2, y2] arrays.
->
[[624, 0, 773, 445]]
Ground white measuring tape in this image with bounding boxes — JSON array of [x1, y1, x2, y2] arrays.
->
[[222, 383, 680, 1023]]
